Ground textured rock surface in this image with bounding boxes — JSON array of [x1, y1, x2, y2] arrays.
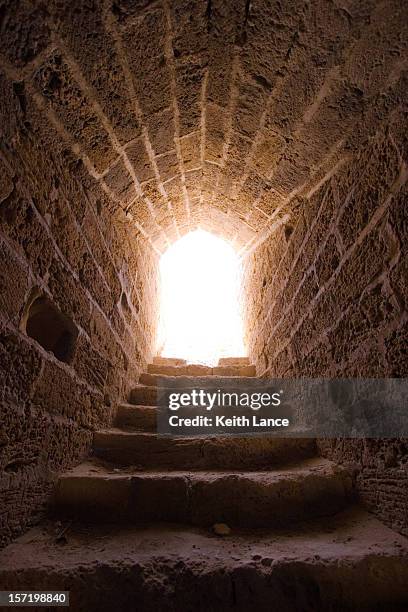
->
[[0, 9, 159, 545], [92, 429, 315, 469], [218, 357, 250, 366], [242, 125, 408, 534], [115, 403, 158, 431], [0, 508, 407, 611], [140, 371, 256, 386], [0, 0, 406, 251], [146, 364, 256, 377], [54, 457, 353, 527]]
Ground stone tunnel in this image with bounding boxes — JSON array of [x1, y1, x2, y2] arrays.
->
[[0, 0, 407, 610]]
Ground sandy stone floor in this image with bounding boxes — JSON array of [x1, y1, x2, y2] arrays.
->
[[1, 507, 407, 611]]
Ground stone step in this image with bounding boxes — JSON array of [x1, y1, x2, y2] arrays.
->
[[153, 356, 186, 366], [213, 365, 256, 376], [115, 404, 156, 431], [138, 372, 257, 387], [129, 385, 157, 406], [147, 363, 213, 376], [147, 363, 256, 377], [54, 458, 352, 527], [218, 356, 250, 366], [129, 376, 259, 404], [2, 508, 408, 611], [93, 429, 316, 469]]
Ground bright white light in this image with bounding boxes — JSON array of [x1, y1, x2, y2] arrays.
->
[[157, 229, 246, 365]]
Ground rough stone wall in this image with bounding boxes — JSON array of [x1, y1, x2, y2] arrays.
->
[[242, 116, 408, 533], [0, 67, 159, 547], [0, 0, 406, 252]]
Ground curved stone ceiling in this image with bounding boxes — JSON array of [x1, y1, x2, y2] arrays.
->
[[0, 0, 406, 252]]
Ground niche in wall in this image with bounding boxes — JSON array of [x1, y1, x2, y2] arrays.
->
[[22, 295, 78, 364]]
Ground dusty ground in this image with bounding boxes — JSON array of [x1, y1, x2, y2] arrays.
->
[[0, 507, 407, 611]]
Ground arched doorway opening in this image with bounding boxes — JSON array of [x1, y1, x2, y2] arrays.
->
[[157, 229, 246, 365]]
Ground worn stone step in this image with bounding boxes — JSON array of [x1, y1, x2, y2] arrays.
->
[[93, 429, 316, 469], [153, 356, 186, 366], [218, 357, 250, 366], [115, 404, 156, 431], [212, 365, 256, 376], [138, 372, 257, 387], [147, 363, 213, 376], [129, 385, 157, 406], [54, 458, 352, 527], [2, 508, 408, 612], [129, 376, 260, 404], [147, 363, 256, 377]]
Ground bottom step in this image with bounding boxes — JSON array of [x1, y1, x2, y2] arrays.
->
[[1, 508, 407, 612]]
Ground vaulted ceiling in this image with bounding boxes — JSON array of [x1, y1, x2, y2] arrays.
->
[[1, 0, 406, 252]]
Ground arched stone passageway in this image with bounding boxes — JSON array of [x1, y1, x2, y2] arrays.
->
[[0, 0, 407, 608]]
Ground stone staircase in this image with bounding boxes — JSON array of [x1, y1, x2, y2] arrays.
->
[[1, 357, 408, 611]]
